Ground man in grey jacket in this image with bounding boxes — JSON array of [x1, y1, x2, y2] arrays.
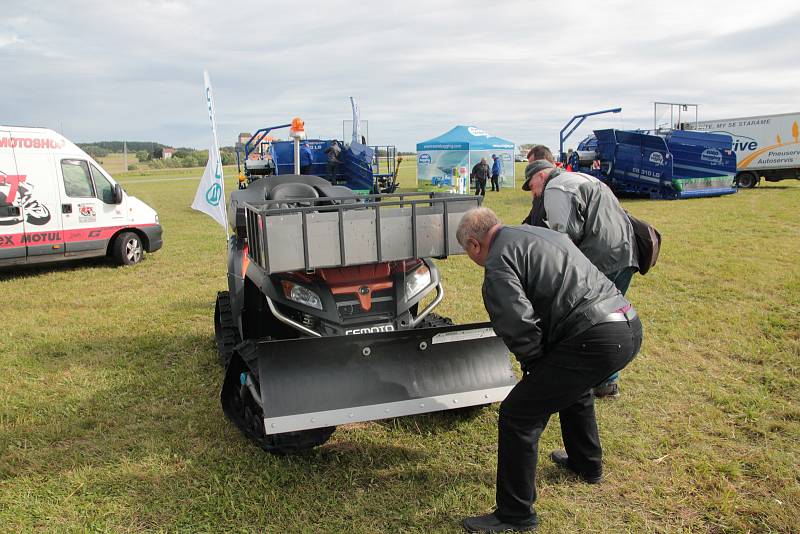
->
[[458, 207, 642, 533], [522, 160, 638, 398]]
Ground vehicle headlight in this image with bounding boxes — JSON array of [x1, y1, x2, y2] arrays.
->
[[405, 265, 431, 301], [282, 281, 323, 310]]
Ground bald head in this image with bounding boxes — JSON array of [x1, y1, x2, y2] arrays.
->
[[457, 207, 500, 247], [457, 207, 502, 266]]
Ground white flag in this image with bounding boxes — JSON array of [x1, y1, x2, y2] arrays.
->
[[192, 70, 228, 233], [350, 96, 361, 145]]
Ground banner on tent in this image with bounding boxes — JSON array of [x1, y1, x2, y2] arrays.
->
[[415, 126, 516, 192], [416, 147, 470, 193]]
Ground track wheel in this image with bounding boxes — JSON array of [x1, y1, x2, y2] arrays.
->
[[415, 312, 454, 329], [220, 353, 335, 454], [214, 291, 240, 366]]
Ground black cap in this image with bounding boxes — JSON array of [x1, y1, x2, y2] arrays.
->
[[522, 160, 556, 191]]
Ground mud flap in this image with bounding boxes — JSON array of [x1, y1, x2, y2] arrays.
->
[[251, 322, 517, 434]]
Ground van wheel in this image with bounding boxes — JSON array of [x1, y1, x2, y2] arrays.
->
[[736, 172, 757, 189], [113, 232, 144, 265]]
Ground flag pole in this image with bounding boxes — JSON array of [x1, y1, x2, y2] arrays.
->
[[191, 69, 229, 238]]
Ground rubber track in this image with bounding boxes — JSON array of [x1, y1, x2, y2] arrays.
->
[[415, 312, 454, 329], [220, 351, 335, 454], [215, 291, 240, 366]]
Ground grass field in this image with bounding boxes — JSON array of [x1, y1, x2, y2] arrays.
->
[[1, 160, 798, 532], [96, 153, 142, 174]]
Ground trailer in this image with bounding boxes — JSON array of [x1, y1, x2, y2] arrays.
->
[[685, 112, 800, 188], [578, 129, 737, 199]]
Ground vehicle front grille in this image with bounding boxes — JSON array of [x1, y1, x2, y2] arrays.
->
[[334, 288, 395, 321]]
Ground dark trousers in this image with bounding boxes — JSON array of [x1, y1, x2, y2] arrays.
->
[[326, 162, 339, 183], [598, 266, 638, 385], [475, 177, 486, 196], [491, 173, 500, 191], [494, 318, 643, 524], [300, 165, 312, 175]]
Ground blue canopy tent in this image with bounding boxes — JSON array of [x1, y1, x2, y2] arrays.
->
[[416, 126, 515, 192]]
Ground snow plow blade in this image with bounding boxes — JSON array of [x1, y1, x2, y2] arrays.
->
[[241, 323, 517, 435]]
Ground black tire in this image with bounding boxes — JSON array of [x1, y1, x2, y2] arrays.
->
[[214, 291, 240, 366], [112, 231, 144, 265], [736, 172, 757, 189], [220, 353, 335, 454]]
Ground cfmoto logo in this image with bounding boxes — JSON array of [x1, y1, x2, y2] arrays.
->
[[345, 324, 396, 335]]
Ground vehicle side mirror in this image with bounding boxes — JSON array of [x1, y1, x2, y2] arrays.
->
[[113, 183, 124, 204]]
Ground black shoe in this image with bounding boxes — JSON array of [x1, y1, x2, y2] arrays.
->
[[550, 450, 602, 484], [592, 381, 620, 399], [462, 512, 538, 532]]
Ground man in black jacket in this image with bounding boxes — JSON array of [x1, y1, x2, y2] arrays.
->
[[471, 157, 491, 196], [324, 140, 342, 183], [457, 207, 643, 533]]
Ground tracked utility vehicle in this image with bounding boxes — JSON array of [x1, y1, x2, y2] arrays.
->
[[215, 123, 516, 453]]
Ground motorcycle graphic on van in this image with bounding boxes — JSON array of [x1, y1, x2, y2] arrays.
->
[[0, 171, 51, 226]]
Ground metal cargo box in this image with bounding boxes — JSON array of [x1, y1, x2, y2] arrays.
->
[[245, 192, 480, 274]]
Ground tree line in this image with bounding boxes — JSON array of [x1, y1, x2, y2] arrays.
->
[[78, 142, 236, 170]]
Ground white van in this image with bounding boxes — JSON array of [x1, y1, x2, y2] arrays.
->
[[0, 126, 162, 267]]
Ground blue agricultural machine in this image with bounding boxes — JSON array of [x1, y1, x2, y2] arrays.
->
[[560, 107, 737, 200], [576, 129, 738, 199], [237, 123, 400, 194]]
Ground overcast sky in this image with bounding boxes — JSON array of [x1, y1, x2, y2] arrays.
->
[[2, 0, 798, 152]]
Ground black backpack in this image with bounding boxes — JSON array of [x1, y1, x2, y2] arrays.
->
[[627, 212, 661, 275]]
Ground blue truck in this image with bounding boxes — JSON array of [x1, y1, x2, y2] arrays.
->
[[576, 129, 737, 199]]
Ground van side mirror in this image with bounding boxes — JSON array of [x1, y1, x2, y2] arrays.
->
[[113, 183, 124, 204]]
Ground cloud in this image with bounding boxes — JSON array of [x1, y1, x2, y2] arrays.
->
[[0, 34, 23, 48], [0, 0, 798, 152]]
